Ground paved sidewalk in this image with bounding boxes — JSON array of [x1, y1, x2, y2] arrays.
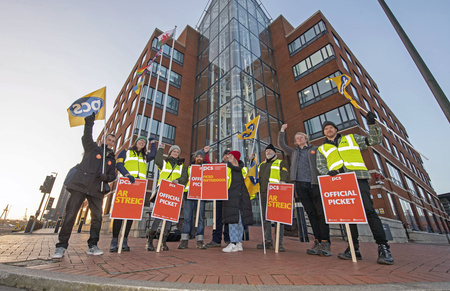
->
[[0, 226, 449, 290]]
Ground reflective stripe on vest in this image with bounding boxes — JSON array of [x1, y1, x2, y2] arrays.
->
[[258, 159, 281, 183], [184, 166, 191, 191], [122, 150, 147, 179], [157, 160, 183, 185], [319, 134, 368, 171], [227, 167, 248, 189]]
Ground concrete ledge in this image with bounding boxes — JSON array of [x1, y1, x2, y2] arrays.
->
[[408, 231, 450, 244]]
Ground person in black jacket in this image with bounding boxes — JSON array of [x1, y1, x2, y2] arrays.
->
[[222, 151, 253, 253], [52, 113, 116, 259]]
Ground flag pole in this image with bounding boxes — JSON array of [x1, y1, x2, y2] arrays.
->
[[101, 86, 107, 192], [250, 116, 260, 155], [258, 192, 266, 254]]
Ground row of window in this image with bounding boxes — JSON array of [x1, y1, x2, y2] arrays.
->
[[288, 20, 326, 56], [141, 85, 179, 115], [150, 63, 182, 88], [298, 71, 340, 108], [135, 114, 176, 144], [151, 38, 185, 66], [292, 44, 335, 80]]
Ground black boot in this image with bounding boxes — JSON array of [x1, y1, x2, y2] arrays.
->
[[146, 231, 156, 251], [162, 231, 169, 251], [377, 244, 394, 265], [338, 244, 362, 260], [122, 237, 130, 251], [110, 237, 118, 252]]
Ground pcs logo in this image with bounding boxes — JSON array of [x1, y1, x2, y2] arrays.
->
[[69, 97, 104, 117]]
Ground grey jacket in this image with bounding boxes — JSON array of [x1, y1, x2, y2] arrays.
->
[[278, 131, 320, 185]]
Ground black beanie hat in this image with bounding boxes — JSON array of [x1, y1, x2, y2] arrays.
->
[[322, 121, 338, 134], [265, 144, 276, 152]]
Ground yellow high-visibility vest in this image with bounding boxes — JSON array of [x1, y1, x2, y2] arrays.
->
[[123, 150, 147, 179], [227, 167, 248, 189], [258, 159, 281, 183], [157, 160, 183, 185], [318, 134, 367, 171]]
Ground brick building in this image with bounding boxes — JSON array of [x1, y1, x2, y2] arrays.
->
[[75, 0, 448, 238]]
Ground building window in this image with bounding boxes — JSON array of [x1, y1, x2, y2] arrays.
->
[[353, 72, 361, 86], [386, 162, 405, 188], [332, 33, 341, 49], [387, 193, 399, 220], [363, 98, 370, 111], [341, 58, 349, 73], [135, 114, 176, 144], [304, 103, 357, 140], [399, 199, 420, 230], [416, 207, 432, 232], [356, 63, 362, 75], [151, 38, 184, 65], [392, 144, 399, 158], [383, 136, 391, 152], [298, 71, 340, 108], [345, 49, 353, 63], [151, 63, 182, 88], [364, 85, 371, 99], [373, 151, 387, 177], [292, 44, 335, 80], [350, 83, 360, 102], [405, 176, 418, 197], [374, 97, 380, 108], [288, 20, 327, 55], [142, 85, 179, 115], [361, 114, 369, 132]]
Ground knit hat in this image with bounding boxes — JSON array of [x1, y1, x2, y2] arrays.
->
[[322, 121, 338, 135], [265, 144, 276, 152], [135, 136, 147, 144], [169, 145, 181, 155], [222, 149, 230, 157], [229, 150, 241, 161], [194, 150, 205, 160]]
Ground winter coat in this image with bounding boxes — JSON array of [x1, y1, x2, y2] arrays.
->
[[222, 160, 253, 226], [66, 122, 116, 198]]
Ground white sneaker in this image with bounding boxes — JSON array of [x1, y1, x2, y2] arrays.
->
[[86, 245, 104, 256], [52, 247, 66, 259], [222, 243, 238, 253], [237, 242, 243, 251]]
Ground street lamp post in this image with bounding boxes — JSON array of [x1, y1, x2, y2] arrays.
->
[[29, 172, 57, 234]]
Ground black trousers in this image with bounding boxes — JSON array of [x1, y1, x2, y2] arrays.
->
[[350, 179, 388, 246], [212, 200, 230, 244], [112, 219, 133, 238], [56, 190, 103, 248], [295, 182, 330, 242]]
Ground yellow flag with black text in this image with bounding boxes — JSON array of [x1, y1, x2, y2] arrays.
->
[[67, 87, 106, 127], [328, 74, 360, 109], [237, 115, 260, 139]]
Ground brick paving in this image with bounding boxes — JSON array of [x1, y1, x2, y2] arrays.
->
[[0, 226, 449, 286]]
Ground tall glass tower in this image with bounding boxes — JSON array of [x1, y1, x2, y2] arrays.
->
[[192, 0, 283, 162]]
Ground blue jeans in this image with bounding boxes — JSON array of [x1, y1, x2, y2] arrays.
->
[[181, 199, 205, 241], [229, 212, 244, 243]]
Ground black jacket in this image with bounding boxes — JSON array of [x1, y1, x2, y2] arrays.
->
[[66, 122, 116, 198], [222, 161, 253, 226]]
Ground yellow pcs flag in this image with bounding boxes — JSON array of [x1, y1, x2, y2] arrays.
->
[[328, 74, 360, 109], [67, 87, 106, 127], [244, 156, 260, 200], [237, 115, 260, 140]]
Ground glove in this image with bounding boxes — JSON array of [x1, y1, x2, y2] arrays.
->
[[99, 173, 108, 182], [148, 137, 155, 143], [366, 111, 377, 125], [327, 170, 339, 176], [127, 175, 135, 183], [84, 112, 95, 125]]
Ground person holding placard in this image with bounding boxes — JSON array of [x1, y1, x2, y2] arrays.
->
[[146, 143, 188, 251], [109, 136, 156, 252], [178, 146, 210, 250], [222, 151, 253, 253], [205, 150, 231, 248], [52, 113, 116, 259], [278, 125, 331, 256], [253, 144, 289, 252], [316, 113, 394, 265]]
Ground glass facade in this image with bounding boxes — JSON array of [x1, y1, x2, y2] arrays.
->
[[193, 0, 282, 162]]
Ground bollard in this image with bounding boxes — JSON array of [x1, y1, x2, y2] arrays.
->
[[54, 217, 62, 233], [77, 218, 84, 233]]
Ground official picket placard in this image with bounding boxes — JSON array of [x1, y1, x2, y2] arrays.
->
[[110, 177, 147, 220], [266, 183, 294, 225], [201, 163, 228, 200], [187, 165, 202, 199], [318, 172, 368, 224], [151, 179, 184, 222]]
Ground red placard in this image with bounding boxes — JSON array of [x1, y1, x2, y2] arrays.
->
[[266, 183, 294, 225], [187, 165, 202, 199], [201, 163, 228, 200], [110, 177, 147, 220], [318, 172, 368, 224], [151, 179, 184, 222]]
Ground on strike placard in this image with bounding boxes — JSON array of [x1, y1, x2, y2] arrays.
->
[[151, 179, 184, 222], [187, 165, 202, 199], [266, 183, 294, 225], [201, 163, 228, 200], [110, 177, 147, 220], [318, 172, 368, 224]]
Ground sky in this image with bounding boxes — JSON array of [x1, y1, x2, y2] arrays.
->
[[0, 0, 449, 220]]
